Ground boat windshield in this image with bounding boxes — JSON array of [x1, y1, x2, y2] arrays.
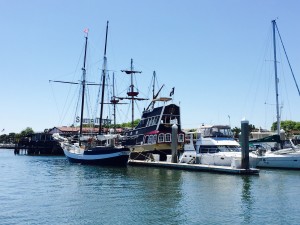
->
[[201, 126, 233, 138], [199, 145, 241, 153]]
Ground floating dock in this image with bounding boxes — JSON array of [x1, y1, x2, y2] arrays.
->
[[128, 160, 259, 175]]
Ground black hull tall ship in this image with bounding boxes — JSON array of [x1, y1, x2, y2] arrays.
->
[[119, 61, 185, 161], [123, 100, 185, 161]]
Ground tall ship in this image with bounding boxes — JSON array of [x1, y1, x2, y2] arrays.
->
[[119, 62, 185, 161]]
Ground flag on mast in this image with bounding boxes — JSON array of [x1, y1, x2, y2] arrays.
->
[[83, 28, 89, 34], [169, 87, 175, 96]]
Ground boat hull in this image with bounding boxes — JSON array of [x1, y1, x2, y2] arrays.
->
[[197, 152, 259, 168], [63, 146, 130, 166], [129, 142, 184, 161], [256, 153, 300, 169]]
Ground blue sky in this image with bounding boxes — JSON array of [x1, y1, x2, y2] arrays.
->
[[1, 0, 300, 134]]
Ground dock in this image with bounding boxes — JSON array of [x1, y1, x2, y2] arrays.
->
[[128, 160, 260, 175]]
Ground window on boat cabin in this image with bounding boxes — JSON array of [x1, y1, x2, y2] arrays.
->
[[153, 134, 157, 143], [144, 135, 149, 144], [150, 117, 155, 126], [161, 115, 169, 124], [158, 133, 164, 143], [201, 128, 212, 137], [165, 133, 171, 142], [178, 134, 184, 142], [160, 115, 178, 125], [146, 117, 153, 127], [148, 135, 153, 144], [218, 145, 240, 152], [151, 116, 159, 126], [199, 145, 219, 153], [170, 117, 178, 125], [139, 119, 147, 128]]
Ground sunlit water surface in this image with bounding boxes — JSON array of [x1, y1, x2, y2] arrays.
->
[[1, 149, 300, 225]]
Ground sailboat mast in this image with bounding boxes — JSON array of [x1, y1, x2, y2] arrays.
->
[[99, 21, 109, 135], [272, 20, 280, 136], [79, 34, 88, 141], [113, 72, 117, 133]]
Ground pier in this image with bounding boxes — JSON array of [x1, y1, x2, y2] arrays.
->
[[128, 160, 259, 175]]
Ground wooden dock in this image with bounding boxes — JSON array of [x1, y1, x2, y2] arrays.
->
[[128, 160, 259, 175]]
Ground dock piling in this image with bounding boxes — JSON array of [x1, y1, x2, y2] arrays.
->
[[241, 119, 250, 169], [171, 124, 178, 163]]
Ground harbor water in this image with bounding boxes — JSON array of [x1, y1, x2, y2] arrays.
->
[[1, 149, 300, 225]]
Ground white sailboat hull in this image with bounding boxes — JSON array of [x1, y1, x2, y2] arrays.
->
[[256, 152, 300, 169]]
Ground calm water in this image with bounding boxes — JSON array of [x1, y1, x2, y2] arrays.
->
[[1, 149, 300, 225]]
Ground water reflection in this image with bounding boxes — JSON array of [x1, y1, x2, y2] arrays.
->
[[241, 176, 254, 224], [2, 149, 300, 225]]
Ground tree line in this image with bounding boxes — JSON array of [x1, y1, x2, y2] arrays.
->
[[2, 120, 300, 144], [0, 119, 141, 144], [231, 120, 300, 138]]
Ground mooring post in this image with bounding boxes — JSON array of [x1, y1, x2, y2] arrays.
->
[[241, 119, 250, 169], [171, 124, 178, 163]]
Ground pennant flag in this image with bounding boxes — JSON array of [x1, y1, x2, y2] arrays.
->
[[169, 87, 175, 97]]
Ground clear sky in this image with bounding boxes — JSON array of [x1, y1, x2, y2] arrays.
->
[[1, 0, 300, 134]]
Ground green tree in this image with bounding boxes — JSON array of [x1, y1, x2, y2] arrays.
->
[[271, 120, 299, 131], [231, 127, 241, 138], [8, 133, 16, 143], [0, 134, 7, 143], [20, 127, 34, 137]]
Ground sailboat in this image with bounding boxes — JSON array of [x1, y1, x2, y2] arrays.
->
[[53, 21, 130, 166], [253, 20, 300, 169]]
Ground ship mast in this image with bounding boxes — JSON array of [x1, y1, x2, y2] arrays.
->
[[111, 72, 118, 133], [272, 20, 280, 136], [99, 21, 109, 135], [79, 32, 88, 144], [121, 59, 147, 128]]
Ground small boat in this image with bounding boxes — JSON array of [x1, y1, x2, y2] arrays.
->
[[250, 20, 300, 169], [180, 125, 259, 168], [53, 21, 130, 166]]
